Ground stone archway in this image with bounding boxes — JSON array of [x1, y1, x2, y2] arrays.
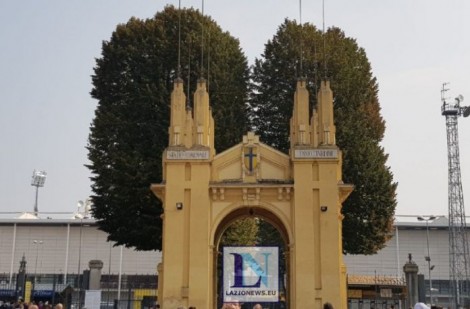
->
[[212, 205, 291, 309], [151, 78, 353, 309], [212, 204, 291, 248]]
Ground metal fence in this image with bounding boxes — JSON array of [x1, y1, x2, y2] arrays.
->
[[0, 273, 157, 309]]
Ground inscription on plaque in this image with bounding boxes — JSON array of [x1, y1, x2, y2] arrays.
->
[[167, 150, 210, 160], [294, 149, 338, 159]]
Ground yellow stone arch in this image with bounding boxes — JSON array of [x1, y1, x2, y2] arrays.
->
[[211, 204, 292, 309], [151, 79, 353, 309], [211, 202, 292, 248]]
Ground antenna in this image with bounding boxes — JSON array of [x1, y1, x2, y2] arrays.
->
[[207, 30, 211, 93], [313, 43, 318, 96], [200, 0, 205, 77], [455, 95, 469, 117], [177, 0, 182, 78], [440, 83, 470, 309], [441, 82, 449, 103], [299, 0, 303, 77], [322, 0, 326, 79], [464, 106, 470, 118], [187, 38, 192, 109]]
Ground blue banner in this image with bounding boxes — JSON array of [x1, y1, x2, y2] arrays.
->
[[32, 290, 54, 297], [0, 290, 15, 297]]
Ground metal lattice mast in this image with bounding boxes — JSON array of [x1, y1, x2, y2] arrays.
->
[[441, 83, 470, 308]]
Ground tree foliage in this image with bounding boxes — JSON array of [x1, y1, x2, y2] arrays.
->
[[220, 218, 259, 247], [89, 11, 396, 254], [87, 6, 250, 250], [250, 20, 397, 254]]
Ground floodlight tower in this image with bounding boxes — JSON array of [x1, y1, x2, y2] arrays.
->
[[441, 83, 470, 308], [31, 170, 47, 216]]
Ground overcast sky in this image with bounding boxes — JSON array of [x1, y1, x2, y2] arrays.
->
[[0, 0, 469, 218]]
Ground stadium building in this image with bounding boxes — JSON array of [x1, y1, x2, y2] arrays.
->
[[0, 213, 462, 309]]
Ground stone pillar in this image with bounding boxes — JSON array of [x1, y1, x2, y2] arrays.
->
[[88, 260, 104, 290], [403, 253, 419, 308]]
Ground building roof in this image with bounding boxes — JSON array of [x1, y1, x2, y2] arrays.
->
[[0, 211, 96, 226], [0, 212, 463, 229], [394, 215, 449, 229]]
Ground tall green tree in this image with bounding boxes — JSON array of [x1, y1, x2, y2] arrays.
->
[[250, 20, 397, 254], [88, 6, 250, 250]]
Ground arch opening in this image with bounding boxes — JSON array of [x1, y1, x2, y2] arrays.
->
[[213, 206, 290, 309]]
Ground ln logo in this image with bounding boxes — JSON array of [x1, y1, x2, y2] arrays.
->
[[223, 247, 279, 302]]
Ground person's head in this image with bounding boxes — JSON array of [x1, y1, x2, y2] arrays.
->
[[323, 303, 334, 309], [253, 304, 262, 309], [54, 303, 63, 309], [414, 303, 430, 309], [222, 303, 240, 309]]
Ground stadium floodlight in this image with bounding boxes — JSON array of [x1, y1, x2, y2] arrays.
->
[[31, 170, 47, 216]]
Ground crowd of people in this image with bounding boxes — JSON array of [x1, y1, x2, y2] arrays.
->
[[1, 300, 443, 309], [218, 301, 334, 309], [413, 302, 443, 309], [0, 299, 63, 309]]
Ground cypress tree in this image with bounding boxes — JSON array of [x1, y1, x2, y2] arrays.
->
[[250, 20, 397, 254], [88, 6, 250, 250]]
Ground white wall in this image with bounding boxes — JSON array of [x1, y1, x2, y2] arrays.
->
[[0, 221, 456, 282], [0, 222, 161, 277], [344, 227, 450, 280]]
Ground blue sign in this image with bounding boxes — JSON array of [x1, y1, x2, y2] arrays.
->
[[0, 290, 15, 297], [33, 290, 54, 297]]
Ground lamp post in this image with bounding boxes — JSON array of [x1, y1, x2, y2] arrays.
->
[[417, 215, 436, 305], [76, 218, 89, 309], [32, 239, 43, 295], [77, 219, 83, 309], [31, 170, 47, 216]]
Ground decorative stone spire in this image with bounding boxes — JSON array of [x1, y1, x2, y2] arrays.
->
[[193, 78, 214, 150], [169, 78, 187, 146], [316, 80, 336, 146], [167, 77, 214, 154], [290, 78, 311, 148]]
